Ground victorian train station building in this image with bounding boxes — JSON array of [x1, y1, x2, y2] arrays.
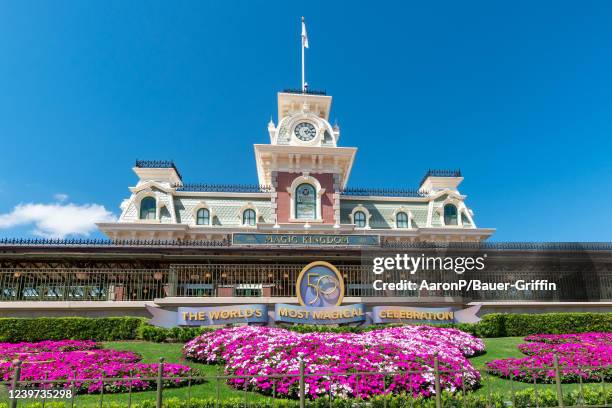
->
[[0, 89, 610, 322]]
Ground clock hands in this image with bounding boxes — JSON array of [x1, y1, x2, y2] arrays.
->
[[295, 122, 316, 141]]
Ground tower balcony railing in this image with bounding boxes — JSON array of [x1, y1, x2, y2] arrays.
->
[[281, 88, 327, 95]]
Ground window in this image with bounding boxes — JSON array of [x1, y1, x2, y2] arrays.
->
[[234, 288, 262, 297], [396, 212, 409, 228], [243, 209, 256, 226], [182, 284, 214, 297], [196, 208, 210, 225], [295, 183, 316, 219], [444, 204, 458, 225], [354, 211, 366, 228], [139, 197, 156, 220]]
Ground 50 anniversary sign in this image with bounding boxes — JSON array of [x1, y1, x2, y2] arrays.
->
[[147, 260, 480, 327], [275, 261, 366, 324]]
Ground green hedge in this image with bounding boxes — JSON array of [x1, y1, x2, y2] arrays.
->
[[137, 323, 213, 342], [4, 387, 611, 408], [503, 312, 612, 336], [0, 317, 144, 342], [476, 312, 612, 337], [283, 312, 612, 338], [0, 317, 214, 343], [0, 312, 609, 343]]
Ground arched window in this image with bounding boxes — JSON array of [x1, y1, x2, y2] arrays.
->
[[354, 211, 366, 228], [396, 212, 409, 228], [295, 183, 316, 219], [196, 208, 210, 225], [243, 209, 256, 226], [444, 204, 458, 226], [139, 197, 156, 220]]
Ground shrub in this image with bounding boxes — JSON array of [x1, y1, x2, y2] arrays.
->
[[0, 387, 611, 408], [137, 324, 213, 342], [0, 313, 609, 343], [0, 317, 144, 342], [137, 387, 611, 408], [502, 313, 612, 336], [475, 314, 507, 337]]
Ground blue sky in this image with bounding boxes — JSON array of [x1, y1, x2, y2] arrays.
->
[[1, 1, 611, 241]]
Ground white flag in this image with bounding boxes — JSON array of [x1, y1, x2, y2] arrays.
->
[[302, 19, 309, 49]]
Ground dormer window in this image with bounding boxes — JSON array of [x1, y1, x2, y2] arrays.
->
[[139, 197, 156, 220], [243, 209, 256, 226], [354, 211, 367, 228], [196, 208, 210, 225], [396, 212, 409, 228], [444, 204, 458, 226], [350, 205, 371, 229]]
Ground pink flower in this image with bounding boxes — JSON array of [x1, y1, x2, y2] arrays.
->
[[184, 325, 484, 399], [487, 332, 612, 383], [0, 340, 199, 394]]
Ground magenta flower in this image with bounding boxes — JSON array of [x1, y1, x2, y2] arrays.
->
[[184, 325, 484, 399], [0, 340, 198, 394], [486, 332, 612, 383]]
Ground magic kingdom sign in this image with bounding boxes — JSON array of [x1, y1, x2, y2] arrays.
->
[[232, 233, 380, 247]]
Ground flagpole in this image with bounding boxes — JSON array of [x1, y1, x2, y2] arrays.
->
[[301, 16, 305, 92]]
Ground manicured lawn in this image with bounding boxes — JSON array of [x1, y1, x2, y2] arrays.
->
[[0, 337, 605, 407]]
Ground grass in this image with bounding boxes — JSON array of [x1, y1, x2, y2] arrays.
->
[[471, 337, 596, 396], [74, 341, 275, 407], [0, 337, 606, 407]]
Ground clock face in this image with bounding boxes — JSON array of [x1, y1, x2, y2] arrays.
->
[[294, 122, 317, 141]]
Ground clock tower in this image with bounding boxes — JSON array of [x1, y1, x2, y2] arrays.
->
[[254, 90, 357, 229], [98, 18, 493, 243]]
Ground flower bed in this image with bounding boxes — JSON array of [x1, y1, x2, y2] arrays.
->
[[486, 332, 612, 383], [0, 340, 198, 394], [184, 325, 484, 399]]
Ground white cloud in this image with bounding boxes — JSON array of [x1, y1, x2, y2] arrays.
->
[[53, 193, 69, 202], [0, 200, 116, 239]]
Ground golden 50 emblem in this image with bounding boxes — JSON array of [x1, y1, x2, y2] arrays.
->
[[296, 261, 344, 307]]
